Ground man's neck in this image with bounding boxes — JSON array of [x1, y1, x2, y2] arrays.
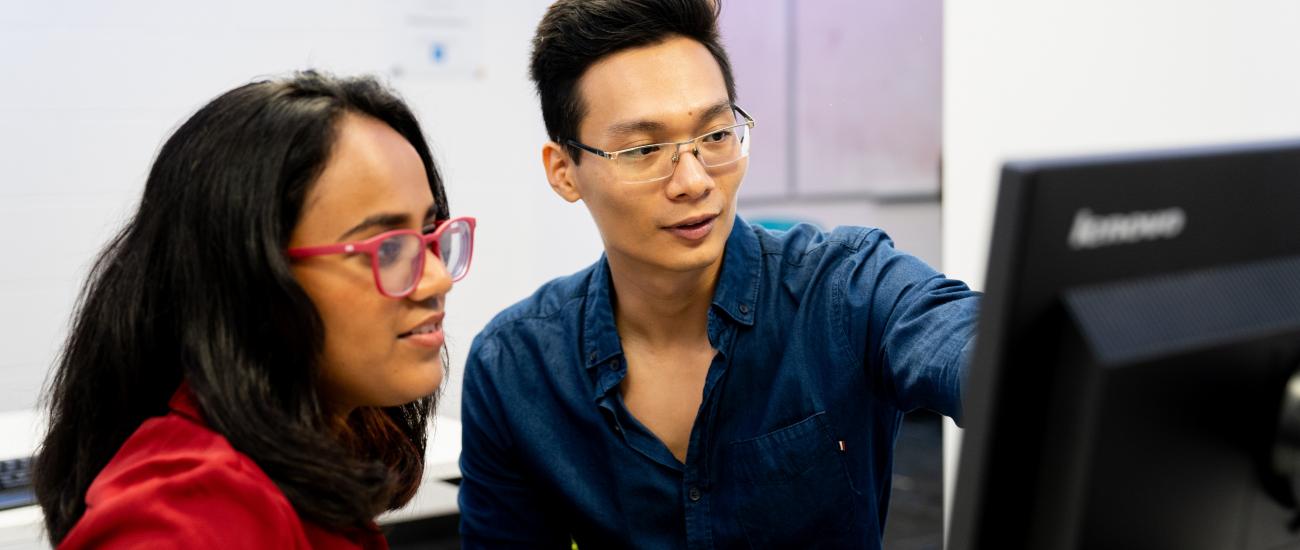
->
[[607, 252, 722, 348]]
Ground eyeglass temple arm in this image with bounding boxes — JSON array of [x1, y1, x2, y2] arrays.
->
[[564, 139, 613, 159], [733, 104, 756, 128]]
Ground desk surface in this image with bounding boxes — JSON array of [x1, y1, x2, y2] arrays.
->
[[0, 408, 463, 549]]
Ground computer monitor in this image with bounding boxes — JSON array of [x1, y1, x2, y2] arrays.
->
[[949, 139, 1300, 550]]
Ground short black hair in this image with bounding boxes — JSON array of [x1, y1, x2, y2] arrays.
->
[[529, 0, 736, 161]]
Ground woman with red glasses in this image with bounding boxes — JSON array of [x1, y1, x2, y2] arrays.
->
[[33, 71, 475, 549]]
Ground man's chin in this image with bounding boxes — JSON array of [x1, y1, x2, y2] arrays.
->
[[661, 242, 726, 273]]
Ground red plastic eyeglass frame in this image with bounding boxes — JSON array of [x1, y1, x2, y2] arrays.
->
[[287, 216, 476, 298]]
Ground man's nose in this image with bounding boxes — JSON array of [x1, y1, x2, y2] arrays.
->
[[665, 143, 714, 200]]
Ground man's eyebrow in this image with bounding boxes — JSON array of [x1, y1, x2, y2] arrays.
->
[[696, 101, 734, 125], [606, 119, 667, 140], [603, 100, 735, 141]]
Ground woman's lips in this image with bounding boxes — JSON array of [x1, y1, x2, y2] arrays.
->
[[400, 328, 444, 349], [399, 313, 444, 349]]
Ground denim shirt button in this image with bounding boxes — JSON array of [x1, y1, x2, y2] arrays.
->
[[688, 486, 702, 501], [739, 303, 750, 314], [589, 351, 597, 363]]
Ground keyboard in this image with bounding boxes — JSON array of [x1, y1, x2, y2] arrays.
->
[[0, 457, 35, 511]]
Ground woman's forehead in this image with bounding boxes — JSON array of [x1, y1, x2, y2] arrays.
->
[[296, 114, 434, 241]]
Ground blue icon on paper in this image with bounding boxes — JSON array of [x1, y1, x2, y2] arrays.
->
[[432, 43, 446, 63]]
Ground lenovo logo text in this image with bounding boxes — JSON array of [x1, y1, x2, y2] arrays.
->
[[1068, 207, 1187, 250]]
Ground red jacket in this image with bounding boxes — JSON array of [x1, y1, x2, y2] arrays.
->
[[59, 384, 389, 549]]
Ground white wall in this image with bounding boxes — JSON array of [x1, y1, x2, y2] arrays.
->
[[722, 0, 945, 267], [0, 0, 603, 418], [942, 0, 1300, 538], [0, 0, 949, 426]]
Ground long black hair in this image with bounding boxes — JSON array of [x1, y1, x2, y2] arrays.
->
[[33, 71, 446, 543]]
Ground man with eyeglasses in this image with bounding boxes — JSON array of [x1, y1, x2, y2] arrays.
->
[[458, 1, 980, 548]]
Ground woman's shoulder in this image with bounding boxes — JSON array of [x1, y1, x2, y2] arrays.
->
[[60, 388, 311, 548], [86, 399, 293, 508]]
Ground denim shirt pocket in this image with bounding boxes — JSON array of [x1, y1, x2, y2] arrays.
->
[[726, 411, 863, 547]]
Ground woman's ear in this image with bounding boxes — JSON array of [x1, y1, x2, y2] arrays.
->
[[542, 141, 583, 203]]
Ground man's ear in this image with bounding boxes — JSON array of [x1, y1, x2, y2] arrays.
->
[[542, 141, 583, 203]]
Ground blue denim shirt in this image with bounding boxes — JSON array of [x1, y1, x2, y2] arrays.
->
[[459, 216, 979, 549]]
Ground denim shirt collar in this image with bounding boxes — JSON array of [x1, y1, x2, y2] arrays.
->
[[582, 258, 623, 373], [581, 214, 761, 380], [710, 214, 761, 327]]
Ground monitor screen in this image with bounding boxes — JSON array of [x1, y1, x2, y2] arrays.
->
[[949, 139, 1300, 550]]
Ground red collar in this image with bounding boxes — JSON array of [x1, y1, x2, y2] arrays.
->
[[167, 380, 206, 424], [165, 380, 388, 543]]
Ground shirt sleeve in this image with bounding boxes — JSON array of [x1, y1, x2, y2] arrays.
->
[[832, 228, 980, 425], [458, 334, 572, 549], [58, 450, 308, 549]]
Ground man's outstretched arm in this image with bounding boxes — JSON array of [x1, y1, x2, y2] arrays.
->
[[834, 228, 980, 424]]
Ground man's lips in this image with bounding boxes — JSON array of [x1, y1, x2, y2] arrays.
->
[[665, 213, 719, 229], [663, 213, 719, 241]]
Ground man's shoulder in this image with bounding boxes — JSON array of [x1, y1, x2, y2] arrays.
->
[[748, 220, 893, 265], [474, 260, 598, 345]]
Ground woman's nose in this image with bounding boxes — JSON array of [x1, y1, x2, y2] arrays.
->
[[409, 247, 453, 302]]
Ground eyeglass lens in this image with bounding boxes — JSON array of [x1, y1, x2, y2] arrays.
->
[[620, 122, 749, 183], [438, 221, 472, 280], [375, 219, 474, 296]]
